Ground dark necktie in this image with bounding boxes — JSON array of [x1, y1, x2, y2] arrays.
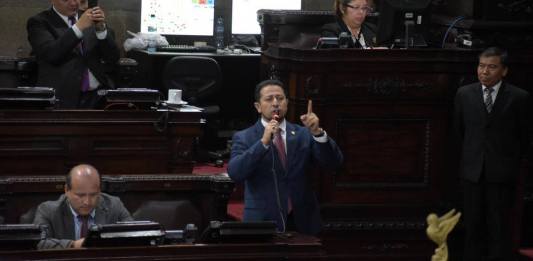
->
[[78, 215, 89, 238], [273, 130, 287, 169], [353, 31, 363, 49], [273, 130, 291, 213], [68, 16, 90, 92], [484, 87, 494, 113]]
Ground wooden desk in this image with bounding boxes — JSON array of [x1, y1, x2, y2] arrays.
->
[[0, 174, 234, 231], [0, 233, 324, 260], [0, 110, 203, 175], [261, 47, 533, 260]]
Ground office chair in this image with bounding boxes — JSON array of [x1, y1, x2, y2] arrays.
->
[[162, 56, 224, 163], [132, 200, 202, 231], [162, 56, 222, 114]]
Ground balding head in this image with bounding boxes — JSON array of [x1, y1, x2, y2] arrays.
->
[[65, 164, 101, 216], [66, 164, 100, 190]]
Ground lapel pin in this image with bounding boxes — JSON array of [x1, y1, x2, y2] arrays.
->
[[291, 131, 296, 135]]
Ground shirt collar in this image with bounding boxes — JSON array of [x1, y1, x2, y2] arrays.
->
[[52, 6, 77, 27], [261, 117, 286, 133], [67, 201, 96, 219], [482, 80, 502, 93]]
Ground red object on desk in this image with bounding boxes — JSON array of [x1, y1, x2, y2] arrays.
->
[[520, 249, 533, 260]]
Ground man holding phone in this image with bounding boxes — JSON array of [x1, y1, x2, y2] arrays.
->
[[27, 0, 120, 108]]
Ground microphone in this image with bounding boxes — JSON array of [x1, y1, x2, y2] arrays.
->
[[339, 32, 350, 48], [272, 110, 280, 121], [271, 110, 280, 141]]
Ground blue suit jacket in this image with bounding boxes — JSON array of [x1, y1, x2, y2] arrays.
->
[[228, 119, 343, 235]]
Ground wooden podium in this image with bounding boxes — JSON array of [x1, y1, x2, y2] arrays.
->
[[261, 47, 533, 260]]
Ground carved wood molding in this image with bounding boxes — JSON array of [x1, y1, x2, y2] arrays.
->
[[335, 118, 431, 189], [323, 220, 426, 231], [0, 175, 234, 194]]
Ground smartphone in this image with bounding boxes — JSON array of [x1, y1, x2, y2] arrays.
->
[[88, 0, 98, 8]]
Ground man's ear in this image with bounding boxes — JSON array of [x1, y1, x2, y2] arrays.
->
[[254, 102, 261, 113], [64, 184, 68, 194]]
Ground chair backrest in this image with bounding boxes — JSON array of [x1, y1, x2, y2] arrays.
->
[[257, 10, 336, 50], [19, 207, 37, 224], [132, 200, 202, 231], [162, 56, 222, 106]]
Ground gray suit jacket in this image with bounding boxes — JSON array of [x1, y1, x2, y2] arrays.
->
[[33, 193, 133, 249]]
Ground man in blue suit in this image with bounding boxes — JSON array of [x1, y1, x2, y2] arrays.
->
[[228, 79, 343, 235]]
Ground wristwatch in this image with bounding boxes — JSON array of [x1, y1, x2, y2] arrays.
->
[[313, 128, 325, 137], [95, 22, 106, 32]]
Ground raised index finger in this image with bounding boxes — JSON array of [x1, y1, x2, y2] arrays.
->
[[307, 100, 313, 115]]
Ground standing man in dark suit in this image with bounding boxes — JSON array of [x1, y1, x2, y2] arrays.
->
[[33, 164, 133, 249], [27, 0, 120, 108], [228, 79, 343, 235], [454, 47, 531, 261]]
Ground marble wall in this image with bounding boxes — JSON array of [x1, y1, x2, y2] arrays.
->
[[0, 0, 331, 57]]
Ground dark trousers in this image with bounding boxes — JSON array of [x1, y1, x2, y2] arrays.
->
[[462, 178, 514, 261]]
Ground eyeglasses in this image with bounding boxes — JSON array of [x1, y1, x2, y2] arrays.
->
[[344, 3, 373, 13]]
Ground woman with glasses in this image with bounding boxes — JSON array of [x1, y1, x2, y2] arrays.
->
[[321, 0, 376, 48]]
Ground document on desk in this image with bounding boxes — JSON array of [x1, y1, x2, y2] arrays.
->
[[158, 104, 203, 112]]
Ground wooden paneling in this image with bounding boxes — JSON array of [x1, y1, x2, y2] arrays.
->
[[262, 47, 533, 260], [0, 110, 203, 175]]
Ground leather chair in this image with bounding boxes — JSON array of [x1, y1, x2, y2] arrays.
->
[[162, 56, 222, 114], [19, 207, 37, 224], [162, 56, 224, 163], [132, 200, 202, 230]]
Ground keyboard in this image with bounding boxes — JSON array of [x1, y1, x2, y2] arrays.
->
[[157, 45, 217, 53]]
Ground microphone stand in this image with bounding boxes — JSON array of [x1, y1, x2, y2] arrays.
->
[[270, 114, 286, 233]]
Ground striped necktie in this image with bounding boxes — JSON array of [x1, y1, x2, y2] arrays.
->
[[484, 87, 494, 113]]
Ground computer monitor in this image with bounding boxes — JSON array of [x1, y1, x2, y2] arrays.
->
[[82, 221, 165, 247], [140, 0, 215, 36], [200, 220, 277, 243], [376, 0, 432, 48], [0, 224, 43, 250], [231, 0, 301, 35]]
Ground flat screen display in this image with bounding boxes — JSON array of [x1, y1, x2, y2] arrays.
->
[[231, 0, 301, 35], [141, 0, 215, 36]]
